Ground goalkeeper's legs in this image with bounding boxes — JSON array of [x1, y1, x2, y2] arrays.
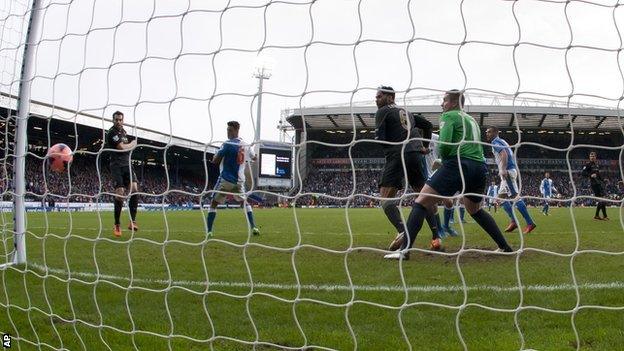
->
[[394, 159, 514, 256], [401, 186, 451, 251], [402, 188, 512, 253], [464, 198, 513, 252]]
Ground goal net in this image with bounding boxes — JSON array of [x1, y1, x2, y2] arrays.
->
[[1, 0, 623, 350]]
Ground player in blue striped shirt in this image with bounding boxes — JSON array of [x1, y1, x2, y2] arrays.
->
[[485, 126, 536, 234], [486, 181, 499, 212], [540, 172, 557, 216], [206, 121, 260, 238]]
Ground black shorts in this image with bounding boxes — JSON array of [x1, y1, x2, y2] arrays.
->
[[426, 158, 487, 203], [111, 165, 137, 189], [378, 152, 427, 190], [591, 184, 605, 198]]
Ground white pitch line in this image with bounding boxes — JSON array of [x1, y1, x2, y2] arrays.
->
[[21, 263, 624, 293]]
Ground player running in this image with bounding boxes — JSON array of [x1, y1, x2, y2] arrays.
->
[[374, 86, 444, 252], [106, 111, 139, 238], [385, 90, 513, 260], [206, 121, 260, 237], [539, 172, 557, 216], [582, 151, 609, 220], [485, 126, 536, 235]]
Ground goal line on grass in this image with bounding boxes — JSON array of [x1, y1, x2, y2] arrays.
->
[[23, 263, 624, 294]]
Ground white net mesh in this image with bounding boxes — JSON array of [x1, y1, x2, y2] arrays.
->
[[1, 0, 624, 350]]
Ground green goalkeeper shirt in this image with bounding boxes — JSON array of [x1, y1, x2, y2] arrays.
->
[[437, 109, 485, 163]]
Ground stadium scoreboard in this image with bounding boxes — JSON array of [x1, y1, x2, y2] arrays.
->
[[256, 142, 293, 188]]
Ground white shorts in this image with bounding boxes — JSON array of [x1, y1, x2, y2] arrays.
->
[[498, 169, 519, 196], [211, 178, 246, 204], [244, 162, 254, 191]]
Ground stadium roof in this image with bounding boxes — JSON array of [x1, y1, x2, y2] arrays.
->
[[0, 92, 217, 154], [284, 93, 624, 131]]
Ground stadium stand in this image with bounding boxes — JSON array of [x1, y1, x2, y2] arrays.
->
[[288, 95, 624, 208]]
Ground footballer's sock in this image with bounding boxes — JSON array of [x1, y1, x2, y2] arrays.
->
[[516, 200, 534, 225], [403, 203, 428, 250], [443, 206, 453, 228], [595, 205, 601, 218], [502, 201, 515, 223], [459, 206, 466, 222], [129, 195, 138, 222], [114, 199, 122, 225], [543, 202, 549, 214], [426, 212, 440, 240], [435, 212, 445, 237], [471, 209, 513, 252], [207, 208, 217, 232], [245, 204, 256, 228], [247, 193, 263, 203], [383, 200, 405, 233]]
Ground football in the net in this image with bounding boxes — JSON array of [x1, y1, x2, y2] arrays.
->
[[47, 143, 73, 173]]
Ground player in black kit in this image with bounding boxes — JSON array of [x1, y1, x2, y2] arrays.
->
[[374, 86, 443, 253], [106, 111, 139, 237], [582, 151, 609, 220]]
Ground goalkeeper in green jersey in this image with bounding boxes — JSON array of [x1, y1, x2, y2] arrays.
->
[[384, 90, 513, 259]]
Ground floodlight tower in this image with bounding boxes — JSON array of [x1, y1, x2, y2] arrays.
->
[[253, 55, 274, 144]]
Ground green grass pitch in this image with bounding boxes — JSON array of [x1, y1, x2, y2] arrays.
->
[[1, 207, 623, 350]]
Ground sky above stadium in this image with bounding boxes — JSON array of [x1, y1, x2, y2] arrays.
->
[[2, 0, 624, 146]]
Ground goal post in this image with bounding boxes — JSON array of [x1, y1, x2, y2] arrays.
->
[[1, 0, 42, 268]]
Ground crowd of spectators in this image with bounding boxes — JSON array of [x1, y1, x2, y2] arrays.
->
[[10, 149, 624, 209], [299, 163, 623, 208], [22, 155, 209, 206], [300, 133, 623, 207], [307, 131, 624, 161]]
